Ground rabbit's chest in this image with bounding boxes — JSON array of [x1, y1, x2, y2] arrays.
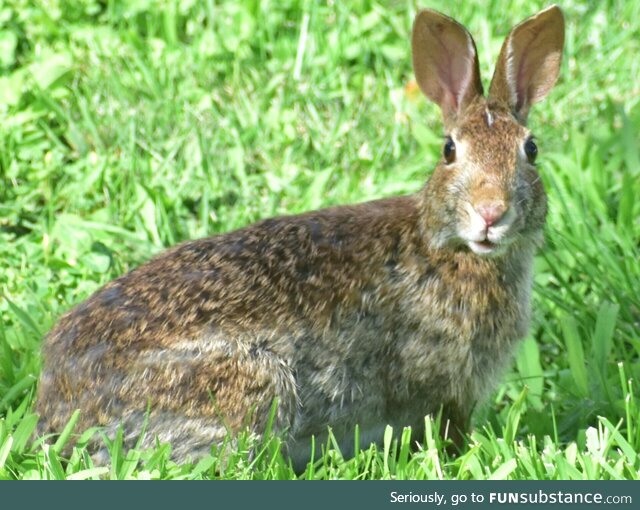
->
[[287, 306, 499, 430], [393, 271, 528, 389], [285, 315, 478, 464], [285, 257, 532, 456]]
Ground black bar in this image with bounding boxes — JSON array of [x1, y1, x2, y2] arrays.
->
[[2, 480, 638, 510]]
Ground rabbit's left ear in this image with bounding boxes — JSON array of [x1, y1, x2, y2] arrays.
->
[[489, 5, 564, 122], [412, 9, 483, 127]]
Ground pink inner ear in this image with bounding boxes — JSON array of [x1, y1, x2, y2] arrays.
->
[[509, 17, 562, 113], [515, 51, 530, 112], [429, 21, 475, 112]]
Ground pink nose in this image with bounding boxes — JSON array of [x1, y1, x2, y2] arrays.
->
[[475, 201, 507, 227]]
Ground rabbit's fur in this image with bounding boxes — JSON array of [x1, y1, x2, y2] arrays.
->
[[36, 6, 564, 468]]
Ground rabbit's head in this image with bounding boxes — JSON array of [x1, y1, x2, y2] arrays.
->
[[412, 6, 564, 257]]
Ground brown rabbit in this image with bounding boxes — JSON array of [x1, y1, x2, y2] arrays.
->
[[36, 6, 564, 469]]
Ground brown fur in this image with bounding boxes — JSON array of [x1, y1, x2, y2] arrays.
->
[[36, 7, 564, 469]]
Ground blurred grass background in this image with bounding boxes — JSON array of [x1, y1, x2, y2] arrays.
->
[[0, 0, 639, 479]]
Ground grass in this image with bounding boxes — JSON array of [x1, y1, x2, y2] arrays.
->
[[0, 0, 639, 479]]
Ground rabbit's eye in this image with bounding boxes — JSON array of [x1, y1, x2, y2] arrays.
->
[[443, 137, 456, 164], [524, 138, 538, 164]]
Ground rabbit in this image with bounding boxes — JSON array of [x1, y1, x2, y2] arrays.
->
[[36, 5, 564, 470]]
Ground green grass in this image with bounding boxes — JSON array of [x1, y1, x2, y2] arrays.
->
[[0, 0, 639, 479]]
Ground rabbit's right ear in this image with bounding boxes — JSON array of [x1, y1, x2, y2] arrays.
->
[[412, 9, 483, 127], [489, 6, 564, 122]]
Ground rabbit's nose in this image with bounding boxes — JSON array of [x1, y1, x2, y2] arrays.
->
[[475, 201, 507, 227]]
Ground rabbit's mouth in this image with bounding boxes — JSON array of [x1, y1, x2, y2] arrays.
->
[[466, 238, 512, 257], [467, 238, 504, 256]]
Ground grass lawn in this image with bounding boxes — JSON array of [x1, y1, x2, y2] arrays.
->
[[0, 0, 639, 479]]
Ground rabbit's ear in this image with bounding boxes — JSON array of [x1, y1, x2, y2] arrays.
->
[[412, 9, 483, 126], [489, 5, 564, 122]]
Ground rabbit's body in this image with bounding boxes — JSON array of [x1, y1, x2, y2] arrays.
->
[[36, 7, 564, 468], [38, 192, 534, 464]]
